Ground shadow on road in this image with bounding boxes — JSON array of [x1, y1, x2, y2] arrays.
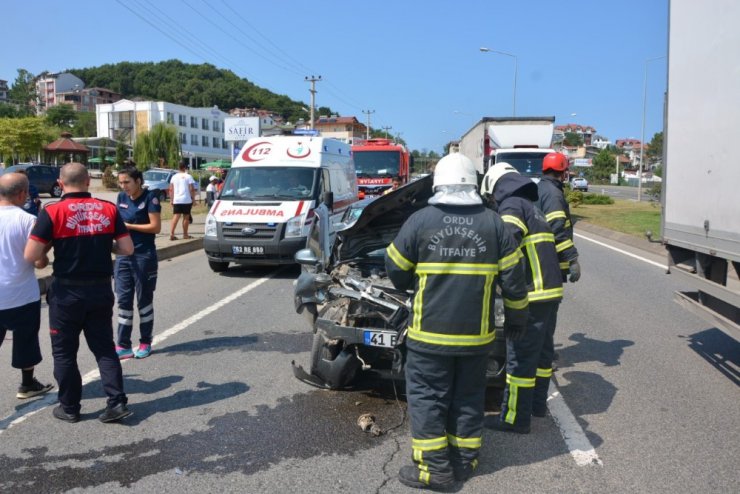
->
[[555, 332, 634, 368], [683, 328, 740, 386], [156, 332, 312, 356]]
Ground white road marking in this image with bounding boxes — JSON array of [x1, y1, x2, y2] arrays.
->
[[574, 232, 667, 270], [0, 272, 279, 435], [547, 378, 604, 467]]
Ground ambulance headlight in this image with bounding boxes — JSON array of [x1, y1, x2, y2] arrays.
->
[[205, 214, 218, 237], [284, 215, 304, 238]]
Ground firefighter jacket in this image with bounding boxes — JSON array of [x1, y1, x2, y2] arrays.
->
[[536, 175, 579, 277], [385, 203, 529, 356], [491, 174, 563, 303]]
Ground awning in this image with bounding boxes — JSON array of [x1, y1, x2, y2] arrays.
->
[[88, 156, 116, 164], [199, 159, 231, 169]]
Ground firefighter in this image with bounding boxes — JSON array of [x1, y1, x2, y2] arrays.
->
[[481, 163, 563, 432], [386, 152, 529, 489]]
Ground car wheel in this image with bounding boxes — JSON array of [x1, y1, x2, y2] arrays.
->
[[208, 260, 229, 272], [158, 190, 167, 202], [51, 184, 63, 197]]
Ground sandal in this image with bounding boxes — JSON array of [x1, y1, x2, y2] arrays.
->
[[169, 235, 178, 241], [183, 235, 193, 239]]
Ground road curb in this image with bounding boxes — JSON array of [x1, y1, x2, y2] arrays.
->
[[36, 238, 204, 296], [575, 221, 666, 257]]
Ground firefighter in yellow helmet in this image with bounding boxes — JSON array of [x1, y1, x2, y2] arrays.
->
[[386, 152, 529, 489]]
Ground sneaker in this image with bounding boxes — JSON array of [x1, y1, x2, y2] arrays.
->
[[116, 346, 134, 360], [16, 378, 54, 399], [53, 405, 80, 423], [398, 465, 455, 491], [99, 403, 133, 423], [134, 343, 152, 359], [487, 417, 530, 434]]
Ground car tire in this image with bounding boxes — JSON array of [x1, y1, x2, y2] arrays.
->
[[51, 184, 63, 197], [158, 190, 167, 202], [208, 260, 229, 272]]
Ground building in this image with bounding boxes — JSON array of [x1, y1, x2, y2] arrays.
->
[[96, 99, 230, 168], [554, 123, 596, 146], [228, 108, 285, 136], [57, 87, 121, 112], [311, 116, 367, 144], [34, 72, 121, 114], [0, 79, 8, 102], [615, 138, 645, 168]]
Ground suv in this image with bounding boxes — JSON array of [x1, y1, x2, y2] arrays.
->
[[4, 164, 62, 197], [571, 176, 589, 192], [292, 175, 506, 390], [143, 168, 178, 201]]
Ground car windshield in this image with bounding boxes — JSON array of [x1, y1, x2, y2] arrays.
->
[[143, 171, 172, 182], [219, 167, 317, 200], [496, 152, 548, 177], [353, 151, 401, 178], [4, 165, 28, 173]]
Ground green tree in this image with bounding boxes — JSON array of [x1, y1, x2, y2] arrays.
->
[[647, 131, 663, 164], [563, 131, 584, 147], [0, 116, 50, 162], [115, 141, 128, 166], [71, 111, 96, 137], [8, 69, 36, 116], [588, 148, 617, 184], [46, 104, 78, 127], [133, 122, 180, 169]]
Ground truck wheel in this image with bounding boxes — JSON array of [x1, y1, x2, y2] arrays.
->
[[208, 260, 229, 272]]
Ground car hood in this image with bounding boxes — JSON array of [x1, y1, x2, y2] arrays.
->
[[337, 174, 433, 260]]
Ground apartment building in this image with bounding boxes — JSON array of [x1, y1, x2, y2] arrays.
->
[[312, 116, 367, 144], [35, 72, 121, 113], [96, 99, 230, 167]]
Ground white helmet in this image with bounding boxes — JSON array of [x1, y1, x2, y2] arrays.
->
[[433, 152, 478, 190], [480, 162, 518, 196]]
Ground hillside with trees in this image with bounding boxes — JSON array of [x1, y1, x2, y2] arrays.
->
[[69, 60, 329, 123]]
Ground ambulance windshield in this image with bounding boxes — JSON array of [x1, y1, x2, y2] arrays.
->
[[219, 167, 317, 201]]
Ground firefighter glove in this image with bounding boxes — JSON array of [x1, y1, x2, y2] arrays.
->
[[569, 259, 581, 282]]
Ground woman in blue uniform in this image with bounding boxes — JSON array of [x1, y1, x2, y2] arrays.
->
[[115, 166, 161, 359]]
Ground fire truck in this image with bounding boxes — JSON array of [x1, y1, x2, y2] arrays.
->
[[351, 138, 411, 197]]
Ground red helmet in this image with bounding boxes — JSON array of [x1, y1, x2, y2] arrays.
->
[[542, 152, 569, 172]]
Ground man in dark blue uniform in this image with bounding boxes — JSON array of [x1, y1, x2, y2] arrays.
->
[[386, 152, 529, 490], [24, 162, 135, 424]]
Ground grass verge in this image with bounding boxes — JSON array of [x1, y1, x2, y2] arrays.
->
[[571, 199, 662, 238], [160, 201, 210, 221]]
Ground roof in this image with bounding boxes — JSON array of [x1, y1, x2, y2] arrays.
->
[[44, 132, 90, 153]]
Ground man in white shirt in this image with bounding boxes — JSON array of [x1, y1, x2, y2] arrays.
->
[[0, 173, 54, 400], [168, 162, 197, 240]]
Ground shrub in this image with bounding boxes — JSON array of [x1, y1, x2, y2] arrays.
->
[[566, 190, 583, 207], [102, 166, 118, 189], [649, 182, 662, 202], [582, 194, 614, 205]]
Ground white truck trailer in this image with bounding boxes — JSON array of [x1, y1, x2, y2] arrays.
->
[[458, 116, 555, 177], [662, 0, 740, 334]]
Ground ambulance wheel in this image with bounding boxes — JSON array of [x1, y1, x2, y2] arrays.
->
[[209, 260, 229, 272]]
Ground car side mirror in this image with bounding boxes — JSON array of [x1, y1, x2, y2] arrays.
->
[[323, 191, 334, 210], [295, 248, 319, 266]]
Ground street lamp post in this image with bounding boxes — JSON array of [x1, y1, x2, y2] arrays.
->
[[637, 55, 666, 202], [480, 47, 518, 116]]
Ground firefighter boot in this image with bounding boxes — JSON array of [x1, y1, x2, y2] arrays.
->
[[398, 465, 455, 491]]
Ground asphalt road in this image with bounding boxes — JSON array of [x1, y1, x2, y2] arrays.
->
[[0, 230, 737, 493], [589, 184, 656, 202]]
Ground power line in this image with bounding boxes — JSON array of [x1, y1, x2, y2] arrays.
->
[[362, 109, 375, 139]]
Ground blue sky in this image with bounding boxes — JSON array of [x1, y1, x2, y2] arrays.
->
[[3, 0, 668, 153]]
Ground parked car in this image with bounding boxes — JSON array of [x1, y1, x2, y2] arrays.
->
[[571, 176, 589, 192], [4, 164, 62, 197], [143, 168, 178, 201], [292, 175, 507, 390]]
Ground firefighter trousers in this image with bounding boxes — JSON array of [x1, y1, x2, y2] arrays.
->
[[405, 348, 488, 481], [114, 251, 158, 348], [500, 300, 559, 427], [48, 281, 127, 414]]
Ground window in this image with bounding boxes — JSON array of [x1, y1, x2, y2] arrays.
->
[[202, 135, 209, 147], [167, 112, 174, 124], [180, 132, 186, 144], [222, 140, 228, 149], [190, 116, 198, 128], [202, 118, 209, 130], [190, 134, 198, 146], [213, 137, 220, 148], [178, 114, 186, 126], [213, 121, 220, 132]]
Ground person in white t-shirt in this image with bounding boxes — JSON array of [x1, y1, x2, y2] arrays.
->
[[0, 173, 54, 400], [206, 175, 219, 207], [168, 162, 197, 240]]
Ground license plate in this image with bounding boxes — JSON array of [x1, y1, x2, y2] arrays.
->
[[232, 246, 264, 255], [363, 330, 397, 348]]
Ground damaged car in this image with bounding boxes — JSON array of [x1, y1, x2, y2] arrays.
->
[[292, 175, 507, 390]]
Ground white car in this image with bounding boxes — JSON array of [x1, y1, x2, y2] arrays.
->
[[571, 177, 589, 192]]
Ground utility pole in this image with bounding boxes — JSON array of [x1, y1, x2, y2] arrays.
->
[[381, 125, 392, 139], [362, 109, 375, 140], [304, 75, 322, 130]]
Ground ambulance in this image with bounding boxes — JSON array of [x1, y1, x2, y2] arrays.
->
[[204, 136, 358, 271]]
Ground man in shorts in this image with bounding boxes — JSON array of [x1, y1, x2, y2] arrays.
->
[[0, 172, 54, 400], [168, 161, 196, 240]]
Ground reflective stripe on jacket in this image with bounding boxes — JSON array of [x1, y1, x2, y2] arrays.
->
[[385, 203, 528, 355]]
